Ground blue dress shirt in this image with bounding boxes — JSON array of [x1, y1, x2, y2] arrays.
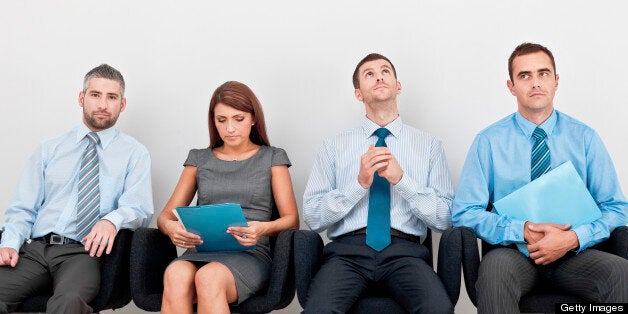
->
[[1, 124, 154, 251], [303, 116, 454, 240], [452, 110, 627, 251]]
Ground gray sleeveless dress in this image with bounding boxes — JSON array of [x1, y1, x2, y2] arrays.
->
[[175, 145, 291, 304]]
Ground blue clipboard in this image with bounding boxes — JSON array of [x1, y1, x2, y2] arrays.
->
[[175, 203, 254, 252], [493, 161, 601, 256]]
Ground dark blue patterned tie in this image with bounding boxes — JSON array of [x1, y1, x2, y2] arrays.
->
[[366, 128, 391, 251], [76, 132, 101, 240], [531, 127, 551, 181]]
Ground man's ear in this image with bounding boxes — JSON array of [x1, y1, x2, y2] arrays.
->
[[78, 91, 85, 107], [354, 89, 364, 102], [506, 80, 515, 96], [120, 97, 127, 112]]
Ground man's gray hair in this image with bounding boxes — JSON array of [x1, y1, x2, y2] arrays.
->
[[83, 64, 125, 96]]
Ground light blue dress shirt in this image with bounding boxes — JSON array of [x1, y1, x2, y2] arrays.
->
[[452, 110, 627, 252], [1, 124, 154, 251], [303, 116, 454, 240]]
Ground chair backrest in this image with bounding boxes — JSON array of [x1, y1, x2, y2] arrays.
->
[[267, 202, 280, 255], [424, 228, 433, 267]]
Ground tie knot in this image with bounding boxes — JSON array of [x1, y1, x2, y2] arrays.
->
[[373, 128, 390, 148], [532, 127, 547, 141], [86, 132, 100, 145], [374, 128, 390, 139]]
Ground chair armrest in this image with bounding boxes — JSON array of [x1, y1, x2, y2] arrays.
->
[[130, 227, 177, 311], [458, 227, 480, 307], [599, 226, 628, 259], [90, 229, 134, 311], [293, 229, 324, 308], [234, 229, 296, 313], [437, 228, 462, 305]]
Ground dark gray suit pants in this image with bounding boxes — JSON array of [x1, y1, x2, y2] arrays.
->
[[302, 234, 453, 314], [0, 240, 101, 314], [476, 247, 628, 314]]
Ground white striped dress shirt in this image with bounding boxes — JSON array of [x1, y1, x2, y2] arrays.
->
[[303, 116, 454, 240]]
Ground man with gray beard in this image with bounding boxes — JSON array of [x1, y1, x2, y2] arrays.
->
[[0, 64, 153, 314]]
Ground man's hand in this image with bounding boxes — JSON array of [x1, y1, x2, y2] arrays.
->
[[358, 145, 402, 188], [523, 221, 569, 245], [0, 247, 19, 267], [83, 219, 117, 257], [526, 223, 578, 265], [376, 152, 403, 185]]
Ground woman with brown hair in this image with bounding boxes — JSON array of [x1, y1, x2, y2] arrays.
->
[[157, 81, 299, 313]]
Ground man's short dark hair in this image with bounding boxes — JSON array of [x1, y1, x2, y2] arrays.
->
[[83, 64, 125, 96], [352, 53, 397, 89], [508, 43, 556, 82]]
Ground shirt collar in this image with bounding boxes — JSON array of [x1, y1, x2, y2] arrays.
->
[[514, 109, 557, 139], [75, 124, 118, 149], [361, 115, 403, 139]]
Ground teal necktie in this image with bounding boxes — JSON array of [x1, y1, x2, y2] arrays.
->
[[76, 132, 101, 240], [531, 127, 551, 181], [366, 128, 391, 251]]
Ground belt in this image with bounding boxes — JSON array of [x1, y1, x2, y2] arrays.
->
[[33, 233, 81, 245], [339, 227, 421, 243]]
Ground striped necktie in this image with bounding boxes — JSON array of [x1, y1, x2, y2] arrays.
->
[[76, 132, 101, 240], [366, 128, 391, 251], [531, 127, 551, 181]]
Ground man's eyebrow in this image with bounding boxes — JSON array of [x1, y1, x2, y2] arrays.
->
[[517, 68, 553, 77], [361, 66, 374, 74], [362, 64, 392, 74]]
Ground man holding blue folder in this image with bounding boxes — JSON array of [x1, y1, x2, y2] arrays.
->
[[452, 42, 628, 313]]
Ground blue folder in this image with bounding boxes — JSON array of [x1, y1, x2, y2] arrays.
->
[[493, 161, 601, 256], [175, 203, 254, 252]]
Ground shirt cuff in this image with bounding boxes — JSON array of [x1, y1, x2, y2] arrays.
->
[[340, 180, 368, 204], [102, 211, 123, 233], [571, 225, 590, 252], [0, 234, 24, 252], [393, 173, 431, 201], [509, 219, 526, 243]]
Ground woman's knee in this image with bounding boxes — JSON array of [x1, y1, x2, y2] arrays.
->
[[195, 263, 232, 286], [194, 263, 236, 297], [164, 260, 197, 291]]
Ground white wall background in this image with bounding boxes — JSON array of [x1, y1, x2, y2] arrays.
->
[[1, 1, 626, 313]]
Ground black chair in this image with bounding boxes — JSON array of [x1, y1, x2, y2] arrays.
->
[[294, 228, 463, 313], [129, 226, 296, 313], [447, 225, 628, 313], [0, 229, 134, 312]]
